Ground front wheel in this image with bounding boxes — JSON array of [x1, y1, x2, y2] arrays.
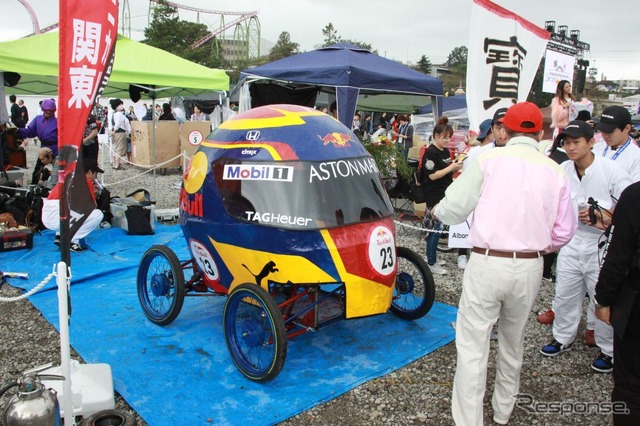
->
[[223, 283, 287, 382], [137, 245, 185, 325], [390, 246, 435, 320]]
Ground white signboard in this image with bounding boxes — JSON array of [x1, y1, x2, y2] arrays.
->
[[448, 216, 473, 249], [542, 49, 575, 94]]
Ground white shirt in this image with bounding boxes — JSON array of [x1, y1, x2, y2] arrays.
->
[[561, 155, 632, 240], [592, 138, 640, 182], [112, 110, 131, 134]]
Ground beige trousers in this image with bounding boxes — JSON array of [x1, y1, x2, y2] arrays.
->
[[452, 252, 542, 425]]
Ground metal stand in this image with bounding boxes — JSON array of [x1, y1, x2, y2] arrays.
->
[[40, 262, 115, 424]]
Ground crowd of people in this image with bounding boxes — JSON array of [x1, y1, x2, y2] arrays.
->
[[408, 91, 639, 424], [4, 89, 640, 423]]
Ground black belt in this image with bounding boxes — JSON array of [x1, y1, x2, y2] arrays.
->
[[472, 247, 541, 259], [114, 129, 126, 133]]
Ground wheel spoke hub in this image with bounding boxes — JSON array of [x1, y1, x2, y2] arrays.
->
[[151, 272, 172, 297]]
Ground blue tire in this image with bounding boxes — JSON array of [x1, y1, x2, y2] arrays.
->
[[137, 245, 185, 326], [223, 283, 286, 382], [391, 246, 435, 320]]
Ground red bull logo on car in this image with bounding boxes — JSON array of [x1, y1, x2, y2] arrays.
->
[[318, 132, 353, 147], [180, 190, 203, 218]]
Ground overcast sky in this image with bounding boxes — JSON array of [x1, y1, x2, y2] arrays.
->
[[3, 0, 639, 80]]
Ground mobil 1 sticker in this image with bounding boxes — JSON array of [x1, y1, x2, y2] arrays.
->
[[190, 239, 219, 281], [223, 164, 294, 182], [368, 225, 395, 276]]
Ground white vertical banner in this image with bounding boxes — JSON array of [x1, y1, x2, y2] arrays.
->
[[542, 50, 576, 94], [466, 0, 550, 131]]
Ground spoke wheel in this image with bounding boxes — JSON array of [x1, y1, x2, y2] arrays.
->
[[223, 283, 287, 382], [137, 245, 185, 325], [391, 246, 435, 320]]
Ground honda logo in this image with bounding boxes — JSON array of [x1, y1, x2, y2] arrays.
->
[[246, 130, 261, 140]]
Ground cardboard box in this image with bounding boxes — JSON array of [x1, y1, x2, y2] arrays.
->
[[179, 122, 211, 157], [131, 121, 181, 168], [1, 227, 33, 252]]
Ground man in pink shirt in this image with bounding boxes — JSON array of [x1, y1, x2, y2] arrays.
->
[[432, 102, 578, 425]]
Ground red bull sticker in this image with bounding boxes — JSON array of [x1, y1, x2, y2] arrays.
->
[[318, 132, 352, 147], [188, 130, 204, 146], [190, 239, 219, 281], [368, 225, 396, 276]]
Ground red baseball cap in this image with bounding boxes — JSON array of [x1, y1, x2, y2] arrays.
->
[[500, 102, 543, 133]]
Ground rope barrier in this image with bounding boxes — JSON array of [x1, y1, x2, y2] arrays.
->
[[98, 140, 189, 188], [394, 219, 449, 234], [0, 265, 58, 303]]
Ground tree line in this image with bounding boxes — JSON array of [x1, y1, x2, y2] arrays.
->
[[142, 0, 468, 91]]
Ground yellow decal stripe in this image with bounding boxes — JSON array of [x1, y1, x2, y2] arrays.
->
[[217, 107, 324, 130], [208, 235, 335, 292], [319, 230, 393, 318], [200, 142, 283, 161]]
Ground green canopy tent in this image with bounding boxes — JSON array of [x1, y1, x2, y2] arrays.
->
[[0, 31, 229, 199], [356, 94, 435, 114], [0, 31, 229, 98]]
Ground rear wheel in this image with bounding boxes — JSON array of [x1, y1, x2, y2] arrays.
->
[[137, 245, 185, 325], [223, 283, 287, 382], [391, 246, 435, 320]]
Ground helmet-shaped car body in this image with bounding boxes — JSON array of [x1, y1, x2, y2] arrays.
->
[[179, 104, 397, 318]]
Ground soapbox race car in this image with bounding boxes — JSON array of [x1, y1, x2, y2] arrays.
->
[[137, 105, 435, 382]]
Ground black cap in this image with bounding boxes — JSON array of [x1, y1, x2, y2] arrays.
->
[[575, 110, 592, 121], [492, 107, 508, 125], [559, 120, 594, 140], [596, 106, 631, 133], [83, 158, 104, 174]]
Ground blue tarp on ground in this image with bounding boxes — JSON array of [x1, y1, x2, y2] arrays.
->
[[3, 225, 456, 426]]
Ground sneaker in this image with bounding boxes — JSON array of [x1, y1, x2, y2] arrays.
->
[[542, 274, 556, 283], [536, 309, 555, 325], [540, 339, 573, 357], [428, 263, 448, 275], [54, 235, 61, 246], [99, 221, 112, 229], [436, 259, 446, 266], [585, 329, 596, 347], [591, 353, 613, 373], [457, 255, 467, 270], [70, 242, 87, 253]]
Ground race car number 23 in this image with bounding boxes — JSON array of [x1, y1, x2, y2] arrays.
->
[[368, 225, 395, 276], [190, 239, 219, 281]]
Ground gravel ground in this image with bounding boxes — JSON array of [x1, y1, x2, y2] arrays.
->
[[0, 141, 614, 425]]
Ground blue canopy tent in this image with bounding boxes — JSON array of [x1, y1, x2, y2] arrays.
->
[[237, 43, 444, 128]]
